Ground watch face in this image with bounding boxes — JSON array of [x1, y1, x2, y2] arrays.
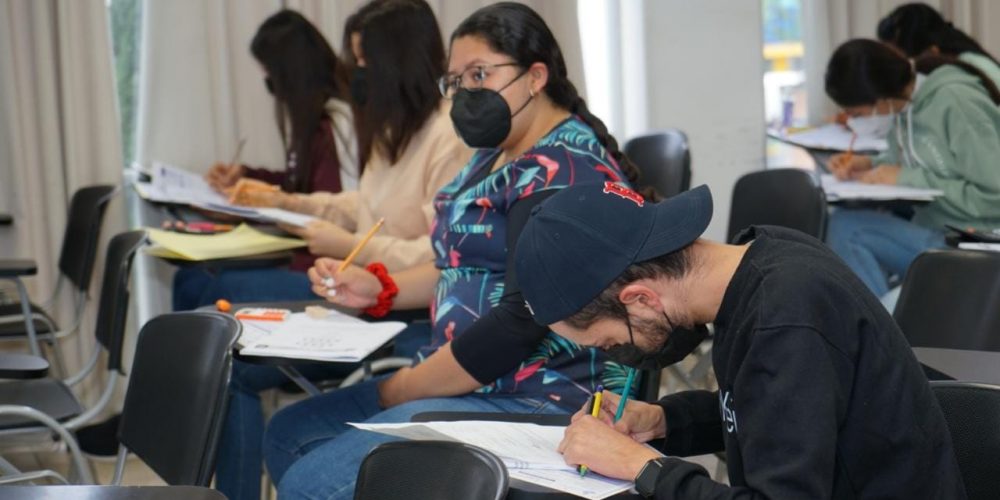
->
[[636, 458, 667, 496]]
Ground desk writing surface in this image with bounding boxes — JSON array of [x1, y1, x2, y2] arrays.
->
[[913, 347, 1000, 385], [0, 486, 226, 500]]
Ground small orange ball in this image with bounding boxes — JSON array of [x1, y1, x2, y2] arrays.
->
[[215, 299, 232, 312]]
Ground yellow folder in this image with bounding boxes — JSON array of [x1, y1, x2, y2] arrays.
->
[[145, 224, 306, 261]]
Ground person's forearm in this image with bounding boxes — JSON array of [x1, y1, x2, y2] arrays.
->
[[379, 343, 481, 407], [390, 261, 441, 310]]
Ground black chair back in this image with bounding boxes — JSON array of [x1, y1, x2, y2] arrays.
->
[[930, 381, 1000, 500], [354, 441, 509, 500], [727, 168, 826, 243], [58, 185, 117, 292], [94, 231, 146, 372], [894, 249, 1000, 352], [117, 312, 240, 486], [624, 130, 691, 199]]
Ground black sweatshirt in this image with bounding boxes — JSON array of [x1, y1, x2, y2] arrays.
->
[[649, 226, 965, 499]]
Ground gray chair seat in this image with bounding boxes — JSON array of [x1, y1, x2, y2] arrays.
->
[[0, 379, 82, 429]]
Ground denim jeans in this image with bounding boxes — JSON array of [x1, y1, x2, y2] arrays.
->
[[214, 323, 431, 500], [826, 209, 945, 297], [172, 267, 317, 311], [263, 379, 567, 500]]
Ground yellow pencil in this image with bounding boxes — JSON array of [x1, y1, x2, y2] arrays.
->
[[578, 387, 603, 477], [338, 217, 386, 273]]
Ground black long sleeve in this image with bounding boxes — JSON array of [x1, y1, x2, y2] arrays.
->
[[450, 190, 558, 384], [655, 390, 724, 457]]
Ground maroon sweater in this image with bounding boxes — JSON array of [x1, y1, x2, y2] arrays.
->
[[243, 117, 343, 272]]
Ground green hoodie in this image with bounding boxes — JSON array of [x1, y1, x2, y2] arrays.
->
[[875, 64, 1000, 231], [959, 52, 1000, 92]]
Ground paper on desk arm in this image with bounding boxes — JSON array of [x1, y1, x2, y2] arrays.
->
[[144, 223, 306, 260], [238, 312, 406, 362], [774, 124, 888, 152], [820, 174, 943, 201], [351, 420, 634, 500], [133, 162, 229, 205]]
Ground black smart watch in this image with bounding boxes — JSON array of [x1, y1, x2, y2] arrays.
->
[[634, 457, 669, 497]]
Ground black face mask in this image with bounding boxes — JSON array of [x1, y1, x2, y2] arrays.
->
[[350, 67, 368, 107], [604, 314, 709, 370], [449, 70, 532, 149], [264, 76, 275, 95]]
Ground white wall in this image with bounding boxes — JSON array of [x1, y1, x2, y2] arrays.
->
[[642, 0, 765, 241]]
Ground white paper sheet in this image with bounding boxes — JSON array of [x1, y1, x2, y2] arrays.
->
[[770, 124, 888, 152], [238, 311, 404, 362], [820, 174, 943, 202], [958, 242, 1000, 252], [149, 162, 229, 205], [351, 421, 634, 500]]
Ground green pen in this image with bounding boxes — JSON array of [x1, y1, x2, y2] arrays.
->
[[614, 367, 637, 422]]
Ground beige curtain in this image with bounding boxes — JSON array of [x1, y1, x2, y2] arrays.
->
[[0, 0, 125, 396], [803, 0, 1000, 123]]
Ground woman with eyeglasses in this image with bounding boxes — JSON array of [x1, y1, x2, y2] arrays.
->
[[262, 3, 648, 498], [825, 39, 1000, 302]]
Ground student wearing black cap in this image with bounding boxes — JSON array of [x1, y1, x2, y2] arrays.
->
[[515, 182, 965, 499]]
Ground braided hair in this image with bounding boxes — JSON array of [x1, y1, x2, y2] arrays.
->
[[451, 2, 655, 200]]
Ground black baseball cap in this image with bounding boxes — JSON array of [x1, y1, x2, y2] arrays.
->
[[515, 182, 712, 325]]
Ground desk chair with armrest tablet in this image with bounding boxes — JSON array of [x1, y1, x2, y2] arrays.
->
[[0, 230, 146, 482], [0, 185, 118, 371], [0, 311, 240, 487]]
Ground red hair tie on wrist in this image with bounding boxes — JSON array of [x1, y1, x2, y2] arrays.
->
[[362, 262, 397, 318]]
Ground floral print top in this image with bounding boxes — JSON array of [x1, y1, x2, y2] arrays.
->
[[418, 116, 635, 410]]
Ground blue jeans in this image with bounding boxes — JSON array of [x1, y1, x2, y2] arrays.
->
[[826, 209, 945, 297], [172, 267, 317, 311], [264, 380, 567, 500], [215, 324, 431, 500]]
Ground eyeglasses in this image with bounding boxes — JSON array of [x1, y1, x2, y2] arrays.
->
[[438, 62, 521, 99]]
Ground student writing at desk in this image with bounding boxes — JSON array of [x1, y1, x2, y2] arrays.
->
[[515, 183, 965, 499], [174, 10, 359, 309], [203, 4, 467, 500], [824, 39, 1000, 301], [878, 2, 1000, 91], [261, 3, 647, 498]]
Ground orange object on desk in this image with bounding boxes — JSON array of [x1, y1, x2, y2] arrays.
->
[[234, 308, 291, 321], [215, 299, 232, 312]]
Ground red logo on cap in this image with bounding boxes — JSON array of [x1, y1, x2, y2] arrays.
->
[[603, 181, 644, 207]]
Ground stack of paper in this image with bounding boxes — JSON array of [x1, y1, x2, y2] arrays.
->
[[238, 311, 406, 362], [821, 174, 943, 202], [352, 421, 635, 500], [133, 162, 229, 206], [145, 223, 306, 260], [132, 162, 317, 228], [769, 124, 888, 152]]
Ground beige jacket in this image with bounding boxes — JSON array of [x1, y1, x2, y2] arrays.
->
[[283, 102, 470, 271]]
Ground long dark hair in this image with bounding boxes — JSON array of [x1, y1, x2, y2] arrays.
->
[[450, 2, 649, 200], [251, 10, 348, 193], [877, 3, 998, 64], [825, 39, 1000, 107], [351, 0, 445, 167]]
